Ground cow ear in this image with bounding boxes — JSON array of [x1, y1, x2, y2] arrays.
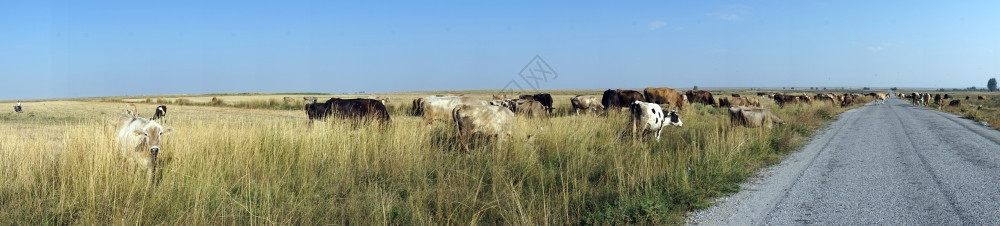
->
[[162, 127, 174, 135], [133, 129, 145, 136]]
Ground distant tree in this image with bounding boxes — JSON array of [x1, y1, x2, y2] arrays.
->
[[790, 87, 795, 90], [693, 85, 698, 90], [890, 87, 898, 91], [823, 87, 827, 90], [863, 87, 871, 90], [989, 78, 997, 92]]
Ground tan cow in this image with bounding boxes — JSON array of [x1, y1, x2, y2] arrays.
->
[[124, 103, 139, 117], [117, 116, 174, 183], [718, 96, 748, 108], [643, 87, 685, 110], [515, 99, 548, 118], [303, 96, 319, 103], [283, 97, 295, 102], [421, 96, 488, 124], [728, 107, 783, 128], [979, 95, 987, 100], [570, 95, 604, 115], [452, 104, 516, 153]]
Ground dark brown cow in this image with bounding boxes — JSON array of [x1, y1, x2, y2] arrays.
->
[[934, 94, 943, 105], [617, 89, 645, 105], [948, 99, 962, 106], [731, 93, 741, 97], [773, 94, 799, 108], [841, 94, 854, 107], [602, 89, 623, 112], [686, 90, 716, 106], [643, 87, 685, 110]]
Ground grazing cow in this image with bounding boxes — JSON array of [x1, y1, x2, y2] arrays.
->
[[421, 96, 488, 124], [966, 96, 970, 100], [629, 101, 682, 141], [943, 94, 953, 99], [514, 99, 548, 118], [211, 97, 218, 102], [617, 90, 645, 105], [321, 98, 391, 126], [14, 101, 22, 113], [303, 96, 318, 102], [518, 94, 554, 114], [283, 97, 295, 102], [571, 95, 604, 115], [757, 92, 767, 97], [117, 116, 174, 183], [685, 90, 717, 107], [744, 97, 761, 107], [304, 101, 331, 125], [731, 93, 741, 97], [125, 103, 139, 117], [602, 89, 623, 112], [815, 93, 839, 106], [773, 94, 800, 108], [933, 94, 943, 106], [949, 99, 962, 107], [728, 107, 783, 128], [151, 105, 167, 122], [492, 94, 506, 100], [841, 94, 854, 107], [979, 95, 987, 100], [718, 96, 749, 108], [643, 87, 685, 110], [453, 104, 516, 153]]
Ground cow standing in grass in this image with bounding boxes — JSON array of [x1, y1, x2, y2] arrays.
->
[[117, 116, 174, 184], [453, 104, 516, 153], [629, 101, 683, 142], [151, 105, 167, 122]]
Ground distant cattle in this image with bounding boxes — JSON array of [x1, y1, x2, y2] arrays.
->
[[365, 96, 390, 104], [421, 96, 488, 124], [874, 93, 888, 105], [922, 93, 932, 106], [211, 97, 218, 102], [933, 94, 942, 106], [841, 94, 854, 107], [757, 92, 767, 97], [571, 95, 604, 115], [773, 94, 801, 108], [718, 96, 746, 108], [943, 94, 953, 99], [283, 97, 295, 102], [966, 96, 970, 100], [911, 92, 923, 106], [117, 116, 174, 184], [815, 93, 839, 106], [685, 90, 716, 107], [518, 94, 554, 113], [744, 97, 761, 107], [125, 103, 139, 117], [729, 107, 783, 128], [492, 94, 506, 100], [601, 89, 623, 112], [151, 105, 167, 122], [979, 95, 987, 100], [948, 99, 962, 107], [629, 101, 682, 142], [316, 98, 391, 126], [453, 104, 516, 153], [643, 87, 685, 110], [303, 96, 319, 103], [731, 94, 741, 97]]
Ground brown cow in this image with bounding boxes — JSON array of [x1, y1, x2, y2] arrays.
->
[[514, 99, 548, 118], [948, 99, 962, 106], [979, 95, 987, 100], [617, 89, 645, 105], [124, 103, 139, 117], [773, 94, 800, 108], [718, 96, 748, 108], [643, 87, 685, 110], [685, 90, 716, 106], [744, 97, 761, 107], [731, 93, 741, 97]]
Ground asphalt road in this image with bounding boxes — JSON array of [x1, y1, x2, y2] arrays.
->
[[689, 96, 1000, 225]]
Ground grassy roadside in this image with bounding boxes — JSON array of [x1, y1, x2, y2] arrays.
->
[[0, 93, 870, 224]]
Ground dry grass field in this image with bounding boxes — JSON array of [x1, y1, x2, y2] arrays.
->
[[1, 90, 869, 224]]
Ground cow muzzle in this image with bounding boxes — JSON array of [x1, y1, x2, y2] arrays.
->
[[150, 147, 160, 155]]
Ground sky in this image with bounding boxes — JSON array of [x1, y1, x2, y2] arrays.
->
[[2, 1, 999, 100]]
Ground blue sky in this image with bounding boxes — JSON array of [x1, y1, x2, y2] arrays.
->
[[2, 1, 999, 100]]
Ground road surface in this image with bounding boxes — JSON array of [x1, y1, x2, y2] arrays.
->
[[689, 96, 1000, 225]]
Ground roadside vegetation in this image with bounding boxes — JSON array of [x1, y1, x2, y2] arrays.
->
[[921, 92, 1000, 130], [1, 91, 869, 224]]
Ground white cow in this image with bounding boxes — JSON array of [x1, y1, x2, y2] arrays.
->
[[421, 95, 488, 124], [571, 95, 604, 115], [117, 116, 174, 183], [452, 104, 516, 152], [629, 101, 683, 141]]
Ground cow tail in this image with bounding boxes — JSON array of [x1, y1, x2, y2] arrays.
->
[[452, 105, 463, 134]]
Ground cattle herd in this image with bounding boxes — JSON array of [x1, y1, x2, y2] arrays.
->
[[107, 89, 978, 183]]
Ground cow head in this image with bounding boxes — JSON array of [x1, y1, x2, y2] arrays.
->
[[665, 110, 683, 127], [133, 120, 174, 157]]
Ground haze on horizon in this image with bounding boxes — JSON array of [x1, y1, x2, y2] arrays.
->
[[2, 1, 999, 100]]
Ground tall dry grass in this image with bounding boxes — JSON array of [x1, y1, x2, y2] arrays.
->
[[1, 94, 863, 224]]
